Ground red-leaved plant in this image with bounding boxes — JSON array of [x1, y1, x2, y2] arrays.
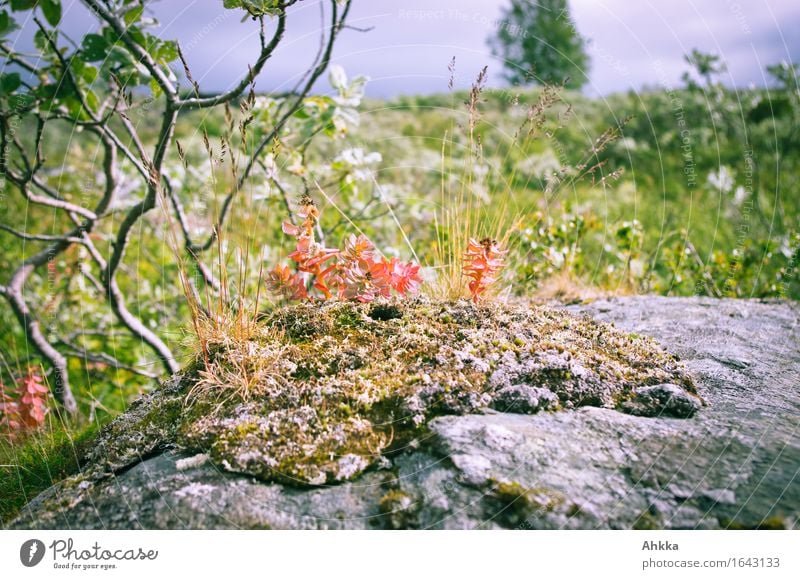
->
[[0, 369, 49, 440], [463, 237, 508, 302], [266, 195, 422, 303]]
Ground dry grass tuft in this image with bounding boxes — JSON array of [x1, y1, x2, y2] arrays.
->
[[189, 338, 289, 405], [184, 315, 288, 406]]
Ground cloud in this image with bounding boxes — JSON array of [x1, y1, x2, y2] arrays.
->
[[6, 0, 798, 98], [570, 0, 800, 94]]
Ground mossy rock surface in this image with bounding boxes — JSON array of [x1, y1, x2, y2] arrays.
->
[[8, 297, 800, 530], [84, 298, 698, 487]]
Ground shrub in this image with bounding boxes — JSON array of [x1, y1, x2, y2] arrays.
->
[[0, 369, 49, 440], [463, 238, 509, 302], [266, 195, 422, 303]]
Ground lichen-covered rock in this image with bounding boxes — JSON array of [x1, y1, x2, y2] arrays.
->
[[183, 406, 383, 485], [13, 297, 797, 530], [621, 383, 702, 418], [84, 373, 187, 473], [490, 384, 559, 413], [34, 297, 696, 491]]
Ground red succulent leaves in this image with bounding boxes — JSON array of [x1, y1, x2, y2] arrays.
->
[[380, 256, 422, 296], [337, 234, 422, 303], [19, 372, 48, 427], [463, 237, 508, 302], [267, 196, 422, 303], [288, 236, 339, 299], [265, 264, 308, 301], [0, 387, 21, 433], [0, 369, 49, 439]]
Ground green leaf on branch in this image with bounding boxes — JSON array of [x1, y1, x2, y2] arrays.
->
[[10, 0, 38, 11], [83, 88, 99, 113], [81, 33, 109, 62], [33, 83, 64, 113], [34, 28, 54, 51], [71, 59, 99, 84], [0, 72, 22, 95], [149, 77, 162, 98], [7, 92, 36, 112], [124, 25, 145, 45], [156, 40, 179, 63], [0, 11, 20, 37], [293, 107, 310, 120], [123, 5, 144, 26], [223, 0, 285, 17], [40, 0, 62, 26]]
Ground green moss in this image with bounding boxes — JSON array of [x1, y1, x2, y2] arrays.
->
[[492, 481, 531, 504], [721, 515, 788, 530], [93, 390, 183, 468], [487, 480, 567, 528], [378, 489, 418, 529], [335, 308, 366, 329], [633, 509, 663, 530]]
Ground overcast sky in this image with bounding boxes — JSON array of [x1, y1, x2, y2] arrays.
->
[[8, 0, 800, 98]]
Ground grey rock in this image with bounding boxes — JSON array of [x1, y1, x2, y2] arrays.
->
[[7, 297, 800, 530], [490, 384, 559, 413], [621, 383, 702, 418]]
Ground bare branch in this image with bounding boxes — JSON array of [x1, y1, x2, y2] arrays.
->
[[0, 224, 87, 244], [101, 106, 180, 375], [116, 109, 151, 166], [79, 263, 105, 295], [162, 180, 221, 290], [0, 0, 354, 417], [0, 115, 102, 220], [0, 42, 39, 74], [26, 180, 100, 219], [0, 250, 78, 414], [87, 119, 220, 294], [0, 117, 177, 410], [177, 12, 287, 110]]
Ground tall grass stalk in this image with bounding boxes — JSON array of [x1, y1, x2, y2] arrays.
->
[[428, 68, 520, 301], [160, 99, 267, 370]]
